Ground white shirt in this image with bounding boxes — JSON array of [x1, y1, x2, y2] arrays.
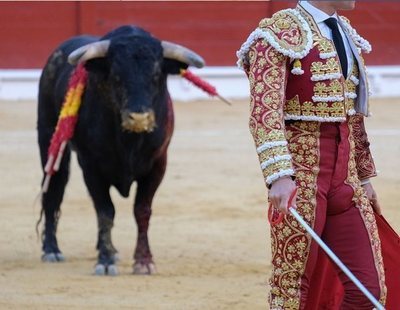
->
[[299, 1, 354, 76]]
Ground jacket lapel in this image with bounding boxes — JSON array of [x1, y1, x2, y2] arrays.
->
[[338, 17, 369, 116]]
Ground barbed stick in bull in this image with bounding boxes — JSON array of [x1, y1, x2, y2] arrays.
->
[[41, 57, 229, 195], [41, 63, 88, 193], [180, 69, 232, 105]]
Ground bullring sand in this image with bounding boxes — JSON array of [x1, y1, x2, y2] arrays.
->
[[0, 98, 399, 309]]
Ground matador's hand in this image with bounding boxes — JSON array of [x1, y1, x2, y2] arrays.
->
[[269, 177, 297, 214], [362, 182, 382, 215]]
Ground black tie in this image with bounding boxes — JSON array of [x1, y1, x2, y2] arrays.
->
[[324, 17, 348, 78]]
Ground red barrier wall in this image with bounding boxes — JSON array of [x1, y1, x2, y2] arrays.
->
[[0, 1, 399, 68]]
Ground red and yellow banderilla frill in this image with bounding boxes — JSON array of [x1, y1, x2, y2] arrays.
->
[[180, 69, 232, 105], [41, 63, 88, 193]]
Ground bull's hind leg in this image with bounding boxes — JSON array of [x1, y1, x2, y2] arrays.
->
[[38, 127, 71, 262], [80, 167, 118, 276], [133, 154, 167, 275]]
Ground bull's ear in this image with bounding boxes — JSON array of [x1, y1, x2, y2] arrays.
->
[[84, 57, 110, 77], [162, 59, 189, 75]]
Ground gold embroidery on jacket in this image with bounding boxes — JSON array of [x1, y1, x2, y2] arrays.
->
[[313, 80, 344, 98], [259, 146, 289, 162], [262, 161, 293, 179], [285, 97, 345, 117], [286, 96, 301, 115], [310, 58, 341, 76], [248, 41, 294, 185], [269, 122, 320, 309], [315, 38, 336, 54], [258, 10, 309, 54], [345, 63, 359, 112], [348, 114, 377, 180], [282, 6, 362, 121]]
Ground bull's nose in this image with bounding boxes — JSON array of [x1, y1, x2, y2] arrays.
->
[[121, 110, 156, 133]]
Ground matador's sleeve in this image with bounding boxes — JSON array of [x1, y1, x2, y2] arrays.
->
[[350, 114, 377, 180], [237, 10, 313, 187], [247, 39, 294, 186]]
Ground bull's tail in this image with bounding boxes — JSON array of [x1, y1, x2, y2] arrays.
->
[[35, 190, 63, 246], [35, 203, 44, 242]]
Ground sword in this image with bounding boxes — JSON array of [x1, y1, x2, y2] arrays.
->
[[268, 189, 385, 310]]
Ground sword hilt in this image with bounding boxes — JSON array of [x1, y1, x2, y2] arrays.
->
[[268, 188, 297, 226]]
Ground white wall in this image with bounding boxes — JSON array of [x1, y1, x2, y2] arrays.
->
[[1, 66, 400, 102]]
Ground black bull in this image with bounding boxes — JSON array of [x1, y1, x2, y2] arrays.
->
[[37, 25, 205, 275]]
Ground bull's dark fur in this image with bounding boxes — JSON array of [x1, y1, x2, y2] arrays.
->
[[37, 26, 188, 271]]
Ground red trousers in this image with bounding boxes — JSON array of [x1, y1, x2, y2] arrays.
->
[[298, 122, 380, 309]]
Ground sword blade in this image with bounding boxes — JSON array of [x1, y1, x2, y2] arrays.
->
[[290, 208, 384, 310]]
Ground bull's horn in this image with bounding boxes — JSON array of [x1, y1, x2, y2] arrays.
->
[[161, 41, 205, 68], [68, 40, 111, 65]]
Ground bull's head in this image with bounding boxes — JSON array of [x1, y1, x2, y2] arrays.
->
[[67, 28, 204, 133]]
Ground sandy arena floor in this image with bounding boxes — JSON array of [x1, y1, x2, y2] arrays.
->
[[0, 98, 399, 309]]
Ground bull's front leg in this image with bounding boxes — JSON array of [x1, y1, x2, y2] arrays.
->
[[133, 153, 167, 275], [81, 166, 118, 276]]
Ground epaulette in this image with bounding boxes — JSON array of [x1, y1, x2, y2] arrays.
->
[[339, 15, 351, 24], [237, 9, 313, 69], [339, 15, 372, 53]]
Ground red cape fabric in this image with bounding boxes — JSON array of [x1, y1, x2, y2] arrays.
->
[[304, 215, 400, 309]]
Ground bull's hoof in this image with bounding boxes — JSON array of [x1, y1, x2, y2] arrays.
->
[[107, 264, 118, 276], [94, 264, 119, 276], [133, 262, 157, 275], [94, 264, 106, 275], [41, 252, 65, 263]]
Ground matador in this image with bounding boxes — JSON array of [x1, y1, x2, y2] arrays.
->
[[237, 1, 395, 309]]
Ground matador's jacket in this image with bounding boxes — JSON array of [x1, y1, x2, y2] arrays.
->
[[237, 5, 388, 309]]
